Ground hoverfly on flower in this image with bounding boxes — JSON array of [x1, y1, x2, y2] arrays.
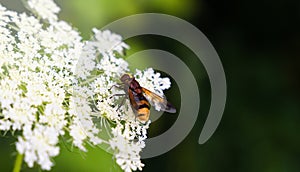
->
[[118, 74, 176, 122]]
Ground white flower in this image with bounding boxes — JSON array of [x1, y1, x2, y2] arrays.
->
[[68, 92, 103, 151], [96, 53, 129, 78], [0, 1, 83, 170], [107, 120, 150, 172], [135, 68, 171, 96], [75, 42, 96, 79], [69, 120, 88, 152], [0, 1, 175, 171], [16, 125, 60, 170], [27, 0, 60, 22], [110, 135, 145, 172], [82, 41, 171, 172], [91, 28, 129, 55], [90, 55, 171, 172]]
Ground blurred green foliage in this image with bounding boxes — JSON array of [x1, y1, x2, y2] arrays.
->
[[56, 0, 198, 39], [1, 0, 299, 172]]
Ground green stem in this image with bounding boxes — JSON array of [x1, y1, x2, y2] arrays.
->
[[12, 153, 23, 172]]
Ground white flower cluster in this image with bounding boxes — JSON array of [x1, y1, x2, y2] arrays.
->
[[27, 0, 60, 22], [85, 29, 147, 171], [134, 68, 171, 97], [90, 63, 172, 172], [0, 1, 82, 170], [0, 0, 173, 172]]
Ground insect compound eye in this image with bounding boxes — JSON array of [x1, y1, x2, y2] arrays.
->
[[120, 74, 132, 83]]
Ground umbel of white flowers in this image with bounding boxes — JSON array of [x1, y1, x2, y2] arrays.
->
[[0, 0, 172, 172]]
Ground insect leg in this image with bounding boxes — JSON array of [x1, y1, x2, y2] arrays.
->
[[108, 84, 124, 91], [116, 96, 126, 111], [109, 93, 126, 99]]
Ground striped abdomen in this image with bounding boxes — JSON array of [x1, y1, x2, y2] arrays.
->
[[128, 88, 151, 122]]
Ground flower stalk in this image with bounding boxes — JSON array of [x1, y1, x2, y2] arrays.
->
[[13, 153, 23, 172]]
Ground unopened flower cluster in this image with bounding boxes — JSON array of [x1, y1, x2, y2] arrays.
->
[[0, 0, 172, 171]]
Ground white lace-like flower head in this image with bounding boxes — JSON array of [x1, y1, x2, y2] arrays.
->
[[0, 1, 175, 172], [27, 0, 60, 22]]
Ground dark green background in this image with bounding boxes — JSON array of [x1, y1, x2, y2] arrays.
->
[[0, 0, 299, 171]]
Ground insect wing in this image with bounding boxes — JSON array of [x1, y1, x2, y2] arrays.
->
[[128, 88, 139, 112], [142, 88, 176, 113]]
